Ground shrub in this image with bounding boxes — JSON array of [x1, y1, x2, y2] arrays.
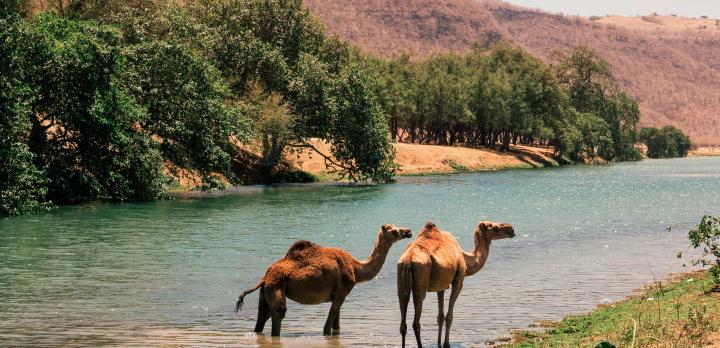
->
[[688, 215, 720, 287]]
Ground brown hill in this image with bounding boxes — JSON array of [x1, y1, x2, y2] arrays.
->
[[304, 0, 720, 145]]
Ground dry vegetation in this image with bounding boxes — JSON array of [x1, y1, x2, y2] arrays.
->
[[304, 0, 720, 146]]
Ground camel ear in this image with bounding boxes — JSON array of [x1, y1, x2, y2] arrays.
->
[[381, 224, 389, 232], [424, 221, 436, 230]]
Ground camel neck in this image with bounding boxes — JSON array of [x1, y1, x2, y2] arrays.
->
[[354, 233, 392, 282], [464, 237, 491, 276]]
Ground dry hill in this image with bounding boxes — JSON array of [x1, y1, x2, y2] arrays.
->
[[304, 0, 720, 145]]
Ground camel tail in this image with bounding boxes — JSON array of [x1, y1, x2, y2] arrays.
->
[[235, 280, 263, 314]]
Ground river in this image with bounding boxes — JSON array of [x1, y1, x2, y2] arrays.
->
[[1, 157, 719, 347]]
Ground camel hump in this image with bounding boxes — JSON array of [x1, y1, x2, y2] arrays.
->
[[418, 221, 441, 239], [286, 240, 320, 259]]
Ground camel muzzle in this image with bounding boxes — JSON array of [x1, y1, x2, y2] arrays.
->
[[401, 229, 413, 239]]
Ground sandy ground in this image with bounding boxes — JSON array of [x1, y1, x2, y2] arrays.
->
[[689, 147, 720, 157], [291, 139, 558, 177], [708, 332, 720, 348]]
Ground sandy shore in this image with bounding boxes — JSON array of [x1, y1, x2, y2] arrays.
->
[[291, 140, 558, 177], [689, 147, 720, 157], [168, 141, 560, 194]]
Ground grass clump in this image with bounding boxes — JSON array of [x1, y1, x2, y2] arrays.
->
[[505, 271, 719, 347]]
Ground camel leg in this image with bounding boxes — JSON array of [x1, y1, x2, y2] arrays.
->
[[437, 290, 445, 348], [398, 275, 411, 348], [323, 296, 345, 336], [332, 309, 341, 333], [254, 287, 271, 333], [412, 264, 430, 348], [266, 286, 286, 337], [443, 278, 463, 348]]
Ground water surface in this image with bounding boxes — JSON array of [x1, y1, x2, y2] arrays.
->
[[1, 157, 719, 347]]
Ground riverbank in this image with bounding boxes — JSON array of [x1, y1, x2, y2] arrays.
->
[[690, 147, 720, 157], [292, 139, 559, 178], [502, 271, 720, 347]]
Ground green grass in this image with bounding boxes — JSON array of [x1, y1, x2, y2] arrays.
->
[[504, 271, 720, 348]]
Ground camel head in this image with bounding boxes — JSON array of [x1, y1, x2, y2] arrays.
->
[[380, 224, 413, 243], [475, 221, 515, 242]]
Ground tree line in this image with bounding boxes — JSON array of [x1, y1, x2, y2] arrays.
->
[[359, 45, 648, 162], [0, 0, 693, 217]]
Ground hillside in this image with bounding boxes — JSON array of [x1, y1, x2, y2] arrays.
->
[[304, 0, 720, 145]]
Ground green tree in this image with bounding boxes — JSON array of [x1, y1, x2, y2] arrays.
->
[[327, 66, 397, 182], [553, 46, 641, 161], [0, 17, 50, 216], [639, 126, 692, 158], [25, 15, 166, 203]]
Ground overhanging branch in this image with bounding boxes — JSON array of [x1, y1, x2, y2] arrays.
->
[[287, 141, 353, 172]]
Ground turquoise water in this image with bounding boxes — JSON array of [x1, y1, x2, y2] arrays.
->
[[1, 157, 719, 347]]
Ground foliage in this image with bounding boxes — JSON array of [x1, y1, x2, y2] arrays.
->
[[687, 215, 720, 287], [0, 16, 50, 215], [25, 14, 167, 204], [552, 47, 641, 161], [241, 83, 295, 174], [639, 126, 693, 159], [1, 0, 29, 17], [186, 0, 395, 182], [327, 65, 398, 182], [120, 38, 248, 179]]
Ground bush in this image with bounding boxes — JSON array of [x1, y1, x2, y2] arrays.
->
[[639, 126, 692, 158], [688, 215, 720, 287]]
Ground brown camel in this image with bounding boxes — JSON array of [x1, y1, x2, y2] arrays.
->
[[235, 224, 412, 336], [397, 221, 515, 348]]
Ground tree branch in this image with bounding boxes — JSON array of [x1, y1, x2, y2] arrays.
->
[[287, 141, 353, 171]]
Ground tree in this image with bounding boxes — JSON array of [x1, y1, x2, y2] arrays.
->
[[0, 17, 50, 216], [639, 126, 692, 158], [25, 14, 167, 203], [242, 83, 294, 177], [327, 66, 397, 182], [552, 47, 641, 161]]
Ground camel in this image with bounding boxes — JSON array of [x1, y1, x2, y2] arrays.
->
[[235, 223, 412, 336], [396, 221, 515, 348]]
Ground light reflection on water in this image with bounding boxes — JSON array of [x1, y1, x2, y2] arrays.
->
[[1, 157, 719, 347]]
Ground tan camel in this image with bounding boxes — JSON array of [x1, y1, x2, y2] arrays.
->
[[235, 224, 412, 336], [397, 221, 515, 348]]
